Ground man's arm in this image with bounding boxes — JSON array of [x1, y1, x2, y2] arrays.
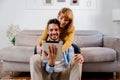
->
[[45, 62, 54, 73], [67, 46, 74, 62], [44, 45, 57, 73], [67, 46, 84, 64]]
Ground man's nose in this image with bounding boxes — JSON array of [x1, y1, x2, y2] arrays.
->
[[52, 30, 57, 34]]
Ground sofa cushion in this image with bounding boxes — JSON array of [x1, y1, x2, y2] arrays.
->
[[0, 46, 34, 62], [81, 47, 116, 62], [74, 30, 103, 47]]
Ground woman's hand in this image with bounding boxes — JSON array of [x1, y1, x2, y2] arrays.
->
[[37, 45, 43, 55], [74, 54, 84, 64], [44, 44, 58, 66]]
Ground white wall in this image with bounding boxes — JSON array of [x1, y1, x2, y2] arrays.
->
[[0, 0, 120, 49]]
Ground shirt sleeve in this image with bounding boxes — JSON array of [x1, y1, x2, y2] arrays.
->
[[67, 46, 74, 62], [45, 62, 54, 74]]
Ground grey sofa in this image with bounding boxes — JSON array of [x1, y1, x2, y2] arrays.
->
[[0, 30, 120, 74]]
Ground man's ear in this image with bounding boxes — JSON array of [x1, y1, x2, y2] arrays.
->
[[47, 29, 49, 34], [46, 25, 49, 34], [59, 29, 62, 33]]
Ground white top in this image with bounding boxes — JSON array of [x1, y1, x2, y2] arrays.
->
[[54, 59, 66, 72]]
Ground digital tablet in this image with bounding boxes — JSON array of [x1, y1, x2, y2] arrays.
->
[[42, 41, 63, 61]]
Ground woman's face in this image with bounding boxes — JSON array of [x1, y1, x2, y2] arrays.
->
[[58, 13, 70, 28]]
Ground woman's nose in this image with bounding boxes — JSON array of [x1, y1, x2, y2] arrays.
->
[[61, 19, 65, 24]]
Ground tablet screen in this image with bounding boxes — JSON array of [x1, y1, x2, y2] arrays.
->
[[42, 41, 63, 61]]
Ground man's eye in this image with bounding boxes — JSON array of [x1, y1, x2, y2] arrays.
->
[[50, 29, 53, 31], [55, 29, 58, 31]]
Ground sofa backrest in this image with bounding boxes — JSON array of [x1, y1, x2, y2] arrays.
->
[[74, 30, 103, 47], [15, 30, 103, 47], [15, 30, 43, 47]]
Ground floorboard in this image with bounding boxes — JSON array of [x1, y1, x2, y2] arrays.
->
[[1, 72, 120, 80], [1, 62, 120, 80]]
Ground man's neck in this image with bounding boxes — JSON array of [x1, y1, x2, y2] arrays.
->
[[47, 37, 60, 42]]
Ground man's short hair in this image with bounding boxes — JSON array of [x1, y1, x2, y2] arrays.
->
[[47, 18, 60, 29]]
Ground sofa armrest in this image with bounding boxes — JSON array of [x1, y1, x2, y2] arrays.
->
[[103, 36, 120, 61]]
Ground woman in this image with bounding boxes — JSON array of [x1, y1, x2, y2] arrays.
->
[[38, 7, 75, 52], [36, 7, 84, 63]]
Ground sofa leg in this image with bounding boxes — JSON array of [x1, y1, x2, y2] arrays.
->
[[113, 72, 116, 79], [0, 60, 3, 63], [9, 72, 14, 78]]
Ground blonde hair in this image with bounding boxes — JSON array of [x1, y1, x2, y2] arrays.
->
[[57, 7, 74, 32]]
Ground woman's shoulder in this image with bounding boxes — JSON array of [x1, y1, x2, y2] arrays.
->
[[67, 26, 75, 33]]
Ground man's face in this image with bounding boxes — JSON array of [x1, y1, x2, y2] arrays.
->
[[47, 23, 60, 41]]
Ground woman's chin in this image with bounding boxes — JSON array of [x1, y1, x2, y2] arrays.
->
[[60, 25, 65, 28]]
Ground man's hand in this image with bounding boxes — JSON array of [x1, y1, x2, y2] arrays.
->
[[44, 44, 58, 66], [74, 54, 84, 64]]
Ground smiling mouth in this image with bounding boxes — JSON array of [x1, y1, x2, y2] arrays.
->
[[51, 34, 57, 37]]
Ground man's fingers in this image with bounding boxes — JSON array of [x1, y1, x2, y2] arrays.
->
[[49, 45, 52, 53], [74, 54, 84, 63], [53, 45, 57, 55], [44, 51, 48, 57], [49, 45, 53, 57]]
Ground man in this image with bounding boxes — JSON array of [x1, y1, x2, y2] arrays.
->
[[30, 18, 84, 80]]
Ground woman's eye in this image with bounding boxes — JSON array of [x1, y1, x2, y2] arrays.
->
[[64, 19, 69, 21]]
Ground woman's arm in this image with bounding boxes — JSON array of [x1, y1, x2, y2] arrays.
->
[[36, 26, 48, 54], [37, 26, 48, 46], [62, 27, 75, 52]]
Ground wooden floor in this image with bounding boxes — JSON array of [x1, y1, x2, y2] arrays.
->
[[1, 70, 120, 80], [1, 62, 120, 80], [82, 72, 120, 80], [0, 72, 120, 80]]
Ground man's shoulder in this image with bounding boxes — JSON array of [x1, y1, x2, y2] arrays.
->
[[65, 45, 74, 52]]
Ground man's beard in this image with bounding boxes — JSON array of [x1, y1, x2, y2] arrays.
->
[[50, 34, 59, 41]]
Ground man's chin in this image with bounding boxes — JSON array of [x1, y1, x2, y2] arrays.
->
[[52, 38, 57, 41], [51, 37, 58, 41]]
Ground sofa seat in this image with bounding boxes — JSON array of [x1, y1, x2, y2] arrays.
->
[[0, 46, 116, 63], [81, 47, 116, 62], [0, 46, 34, 62]]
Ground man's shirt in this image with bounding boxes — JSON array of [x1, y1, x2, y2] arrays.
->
[[43, 46, 74, 73]]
